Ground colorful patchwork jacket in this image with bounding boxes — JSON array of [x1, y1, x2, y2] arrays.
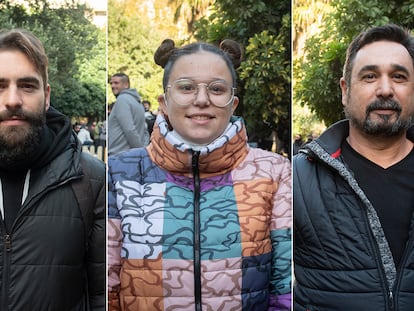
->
[[108, 115, 292, 311]]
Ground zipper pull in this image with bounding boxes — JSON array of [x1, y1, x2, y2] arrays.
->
[[389, 291, 394, 311], [4, 234, 11, 251]]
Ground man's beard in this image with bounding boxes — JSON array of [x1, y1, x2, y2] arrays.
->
[[0, 106, 46, 163], [345, 98, 413, 136]]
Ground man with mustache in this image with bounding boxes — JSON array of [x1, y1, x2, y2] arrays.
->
[[0, 29, 105, 310], [293, 24, 414, 310]]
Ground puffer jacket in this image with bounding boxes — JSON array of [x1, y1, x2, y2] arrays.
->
[[293, 120, 414, 311], [0, 133, 106, 310], [108, 115, 292, 311]]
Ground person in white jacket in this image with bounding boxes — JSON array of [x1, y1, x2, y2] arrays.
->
[[77, 124, 93, 147]]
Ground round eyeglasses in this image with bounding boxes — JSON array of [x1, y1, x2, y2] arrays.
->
[[166, 79, 236, 107]]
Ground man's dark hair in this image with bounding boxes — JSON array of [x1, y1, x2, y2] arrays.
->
[[0, 28, 49, 90], [111, 72, 130, 87], [343, 24, 414, 86]]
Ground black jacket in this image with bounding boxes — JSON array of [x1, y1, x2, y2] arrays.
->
[[0, 119, 105, 310], [293, 120, 414, 311]]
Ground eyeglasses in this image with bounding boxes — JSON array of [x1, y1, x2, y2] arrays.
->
[[166, 79, 236, 107]]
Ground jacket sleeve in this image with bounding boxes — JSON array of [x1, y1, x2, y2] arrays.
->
[[107, 159, 122, 311], [85, 158, 106, 311], [269, 156, 292, 310]]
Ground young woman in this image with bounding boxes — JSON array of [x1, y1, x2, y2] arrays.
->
[[108, 39, 291, 311]]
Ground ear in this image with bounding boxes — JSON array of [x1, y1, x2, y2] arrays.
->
[[231, 96, 239, 113], [45, 84, 51, 110], [340, 77, 348, 107], [158, 94, 168, 115]]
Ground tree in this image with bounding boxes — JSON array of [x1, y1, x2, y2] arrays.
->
[[292, 0, 331, 138], [169, 0, 212, 34], [295, 0, 414, 127], [107, 0, 183, 106], [76, 30, 106, 120], [240, 25, 291, 153], [194, 0, 291, 154], [0, 0, 106, 121]]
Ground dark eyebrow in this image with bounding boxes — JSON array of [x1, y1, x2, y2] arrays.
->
[[391, 64, 410, 76], [0, 76, 41, 85], [18, 76, 41, 86], [358, 64, 410, 76], [358, 65, 379, 75]]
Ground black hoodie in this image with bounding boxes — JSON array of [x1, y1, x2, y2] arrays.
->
[[0, 107, 73, 232]]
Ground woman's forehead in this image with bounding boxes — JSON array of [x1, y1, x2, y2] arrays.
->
[[170, 51, 232, 80]]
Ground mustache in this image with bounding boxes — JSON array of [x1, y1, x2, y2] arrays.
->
[[0, 107, 41, 123], [366, 98, 402, 114]]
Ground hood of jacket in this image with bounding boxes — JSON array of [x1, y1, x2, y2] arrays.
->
[[147, 114, 249, 178], [117, 88, 141, 102]]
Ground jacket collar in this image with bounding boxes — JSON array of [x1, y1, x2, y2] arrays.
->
[[304, 119, 414, 161], [147, 115, 249, 178]]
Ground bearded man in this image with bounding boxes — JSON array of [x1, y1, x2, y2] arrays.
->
[[293, 24, 414, 311], [0, 29, 105, 310]]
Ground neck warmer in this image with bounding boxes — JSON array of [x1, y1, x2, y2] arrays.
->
[[148, 114, 249, 178], [170, 124, 232, 151]]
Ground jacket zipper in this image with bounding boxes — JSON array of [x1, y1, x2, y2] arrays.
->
[[360, 203, 396, 311], [388, 291, 394, 311], [192, 151, 202, 311], [329, 153, 396, 311], [1, 222, 11, 310], [0, 176, 79, 310]]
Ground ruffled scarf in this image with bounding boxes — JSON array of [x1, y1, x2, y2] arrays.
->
[[147, 114, 249, 178]]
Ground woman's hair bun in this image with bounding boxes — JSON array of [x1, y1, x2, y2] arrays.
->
[[219, 39, 243, 69], [154, 39, 176, 68]]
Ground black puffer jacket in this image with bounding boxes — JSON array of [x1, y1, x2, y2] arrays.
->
[[0, 111, 105, 310], [293, 120, 414, 311]]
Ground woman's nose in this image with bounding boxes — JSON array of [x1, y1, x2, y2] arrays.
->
[[193, 84, 210, 106]]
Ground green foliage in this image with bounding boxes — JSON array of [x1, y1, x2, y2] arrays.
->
[[76, 30, 106, 119], [294, 35, 346, 123], [195, 0, 291, 153], [295, 0, 414, 127], [195, 0, 288, 46], [292, 101, 325, 139], [0, 0, 105, 121], [240, 24, 291, 148], [107, 0, 164, 106]]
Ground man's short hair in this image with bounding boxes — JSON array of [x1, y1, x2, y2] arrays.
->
[[111, 73, 130, 87], [343, 24, 414, 87], [0, 28, 49, 90]]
